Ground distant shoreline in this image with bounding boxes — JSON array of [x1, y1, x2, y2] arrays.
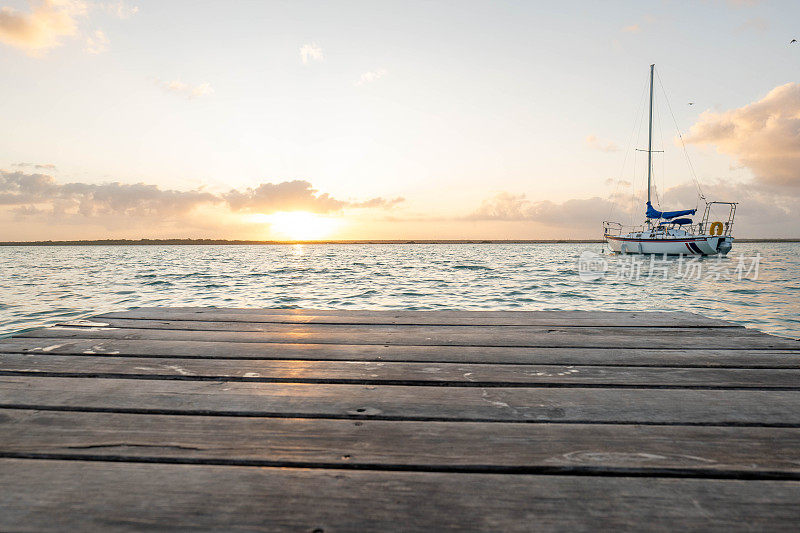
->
[[1, 238, 798, 246]]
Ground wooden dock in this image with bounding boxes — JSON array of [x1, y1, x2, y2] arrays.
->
[[1, 308, 799, 531]]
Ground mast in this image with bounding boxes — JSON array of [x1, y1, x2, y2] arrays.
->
[[647, 64, 654, 206]]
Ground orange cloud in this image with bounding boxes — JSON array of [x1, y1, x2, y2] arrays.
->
[[685, 83, 800, 187], [224, 180, 402, 214], [0, 0, 86, 55], [1, 171, 403, 224]]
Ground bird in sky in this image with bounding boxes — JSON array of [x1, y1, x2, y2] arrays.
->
[[688, 102, 695, 105]]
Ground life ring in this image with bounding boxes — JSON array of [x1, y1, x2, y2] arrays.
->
[[710, 222, 724, 236]]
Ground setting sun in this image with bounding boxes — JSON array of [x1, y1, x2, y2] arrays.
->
[[252, 211, 341, 240]]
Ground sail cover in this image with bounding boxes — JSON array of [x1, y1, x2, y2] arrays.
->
[[659, 217, 693, 225], [646, 201, 696, 220]]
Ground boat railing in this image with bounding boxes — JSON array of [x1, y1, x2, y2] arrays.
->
[[699, 201, 737, 236], [602, 221, 624, 236], [604, 217, 736, 238]]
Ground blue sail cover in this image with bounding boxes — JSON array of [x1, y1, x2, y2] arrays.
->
[[659, 217, 693, 225], [646, 201, 696, 220]]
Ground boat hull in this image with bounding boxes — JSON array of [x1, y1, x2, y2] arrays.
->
[[605, 235, 732, 255]]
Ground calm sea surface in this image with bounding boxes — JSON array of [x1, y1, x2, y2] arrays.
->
[[1, 243, 798, 339]]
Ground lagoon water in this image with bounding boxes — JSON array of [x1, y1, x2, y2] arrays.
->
[[0, 243, 798, 339]]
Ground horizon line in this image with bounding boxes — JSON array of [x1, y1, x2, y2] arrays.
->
[[1, 238, 799, 246]]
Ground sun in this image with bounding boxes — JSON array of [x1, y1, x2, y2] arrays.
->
[[257, 211, 341, 240]]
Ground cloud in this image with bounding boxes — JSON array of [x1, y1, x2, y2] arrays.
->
[[350, 196, 404, 209], [299, 42, 323, 64], [467, 192, 615, 227], [14, 162, 57, 171], [685, 82, 800, 187], [0, 170, 218, 222], [0, 0, 87, 55], [621, 24, 640, 33], [223, 180, 403, 214], [661, 179, 800, 236], [84, 28, 107, 54], [466, 192, 532, 221], [604, 178, 632, 188], [224, 180, 345, 214], [585, 135, 620, 153], [155, 78, 214, 99], [0, 170, 403, 233], [1, 171, 403, 224], [101, 1, 137, 19], [463, 172, 800, 238], [355, 68, 387, 86]]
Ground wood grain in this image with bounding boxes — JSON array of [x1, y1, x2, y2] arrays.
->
[[1, 338, 797, 366], [3, 376, 800, 425], [21, 324, 800, 349], [1, 409, 798, 476], [95, 309, 740, 327], [2, 307, 798, 530], [3, 354, 800, 388], [1, 459, 798, 531]]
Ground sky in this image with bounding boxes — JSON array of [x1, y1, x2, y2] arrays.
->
[[1, 0, 800, 240]]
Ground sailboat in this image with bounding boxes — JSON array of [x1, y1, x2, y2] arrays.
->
[[604, 64, 736, 256]]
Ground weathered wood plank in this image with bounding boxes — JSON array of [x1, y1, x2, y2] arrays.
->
[[64, 318, 764, 338], [126, 307, 705, 316], [95, 309, 740, 327], [1, 459, 798, 531], [3, 354, 800, 388], [2, 409, 798, 476], [126, 307, 729, 322], [19, 324, 799, 349], [2, 377, 800, 425], [1, 338, 797, 367]]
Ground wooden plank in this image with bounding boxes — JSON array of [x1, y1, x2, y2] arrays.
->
[[1, 338, 797, 367], [123, 307, 693, 315], [64, 318, 763, 338], [126, 307, 726, 321], [94, 309, 740, 327], [2, 377, 800, 425], [22, 324, 800, 349], [2, 409, 798, 476], [1, 459, 798, 531], [3, 354, 800, 388]]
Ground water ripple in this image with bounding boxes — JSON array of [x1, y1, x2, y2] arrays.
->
[[0, 243, 798, 338]]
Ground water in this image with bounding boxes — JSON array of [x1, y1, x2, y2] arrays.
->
[[0, 243, 798, 339]]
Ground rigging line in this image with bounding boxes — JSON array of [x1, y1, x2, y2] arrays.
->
[[608, 73, 650, 223], [655, 69, 705, 201]]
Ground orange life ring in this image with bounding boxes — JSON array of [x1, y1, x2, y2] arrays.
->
[[710, 222, 724, 236]]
